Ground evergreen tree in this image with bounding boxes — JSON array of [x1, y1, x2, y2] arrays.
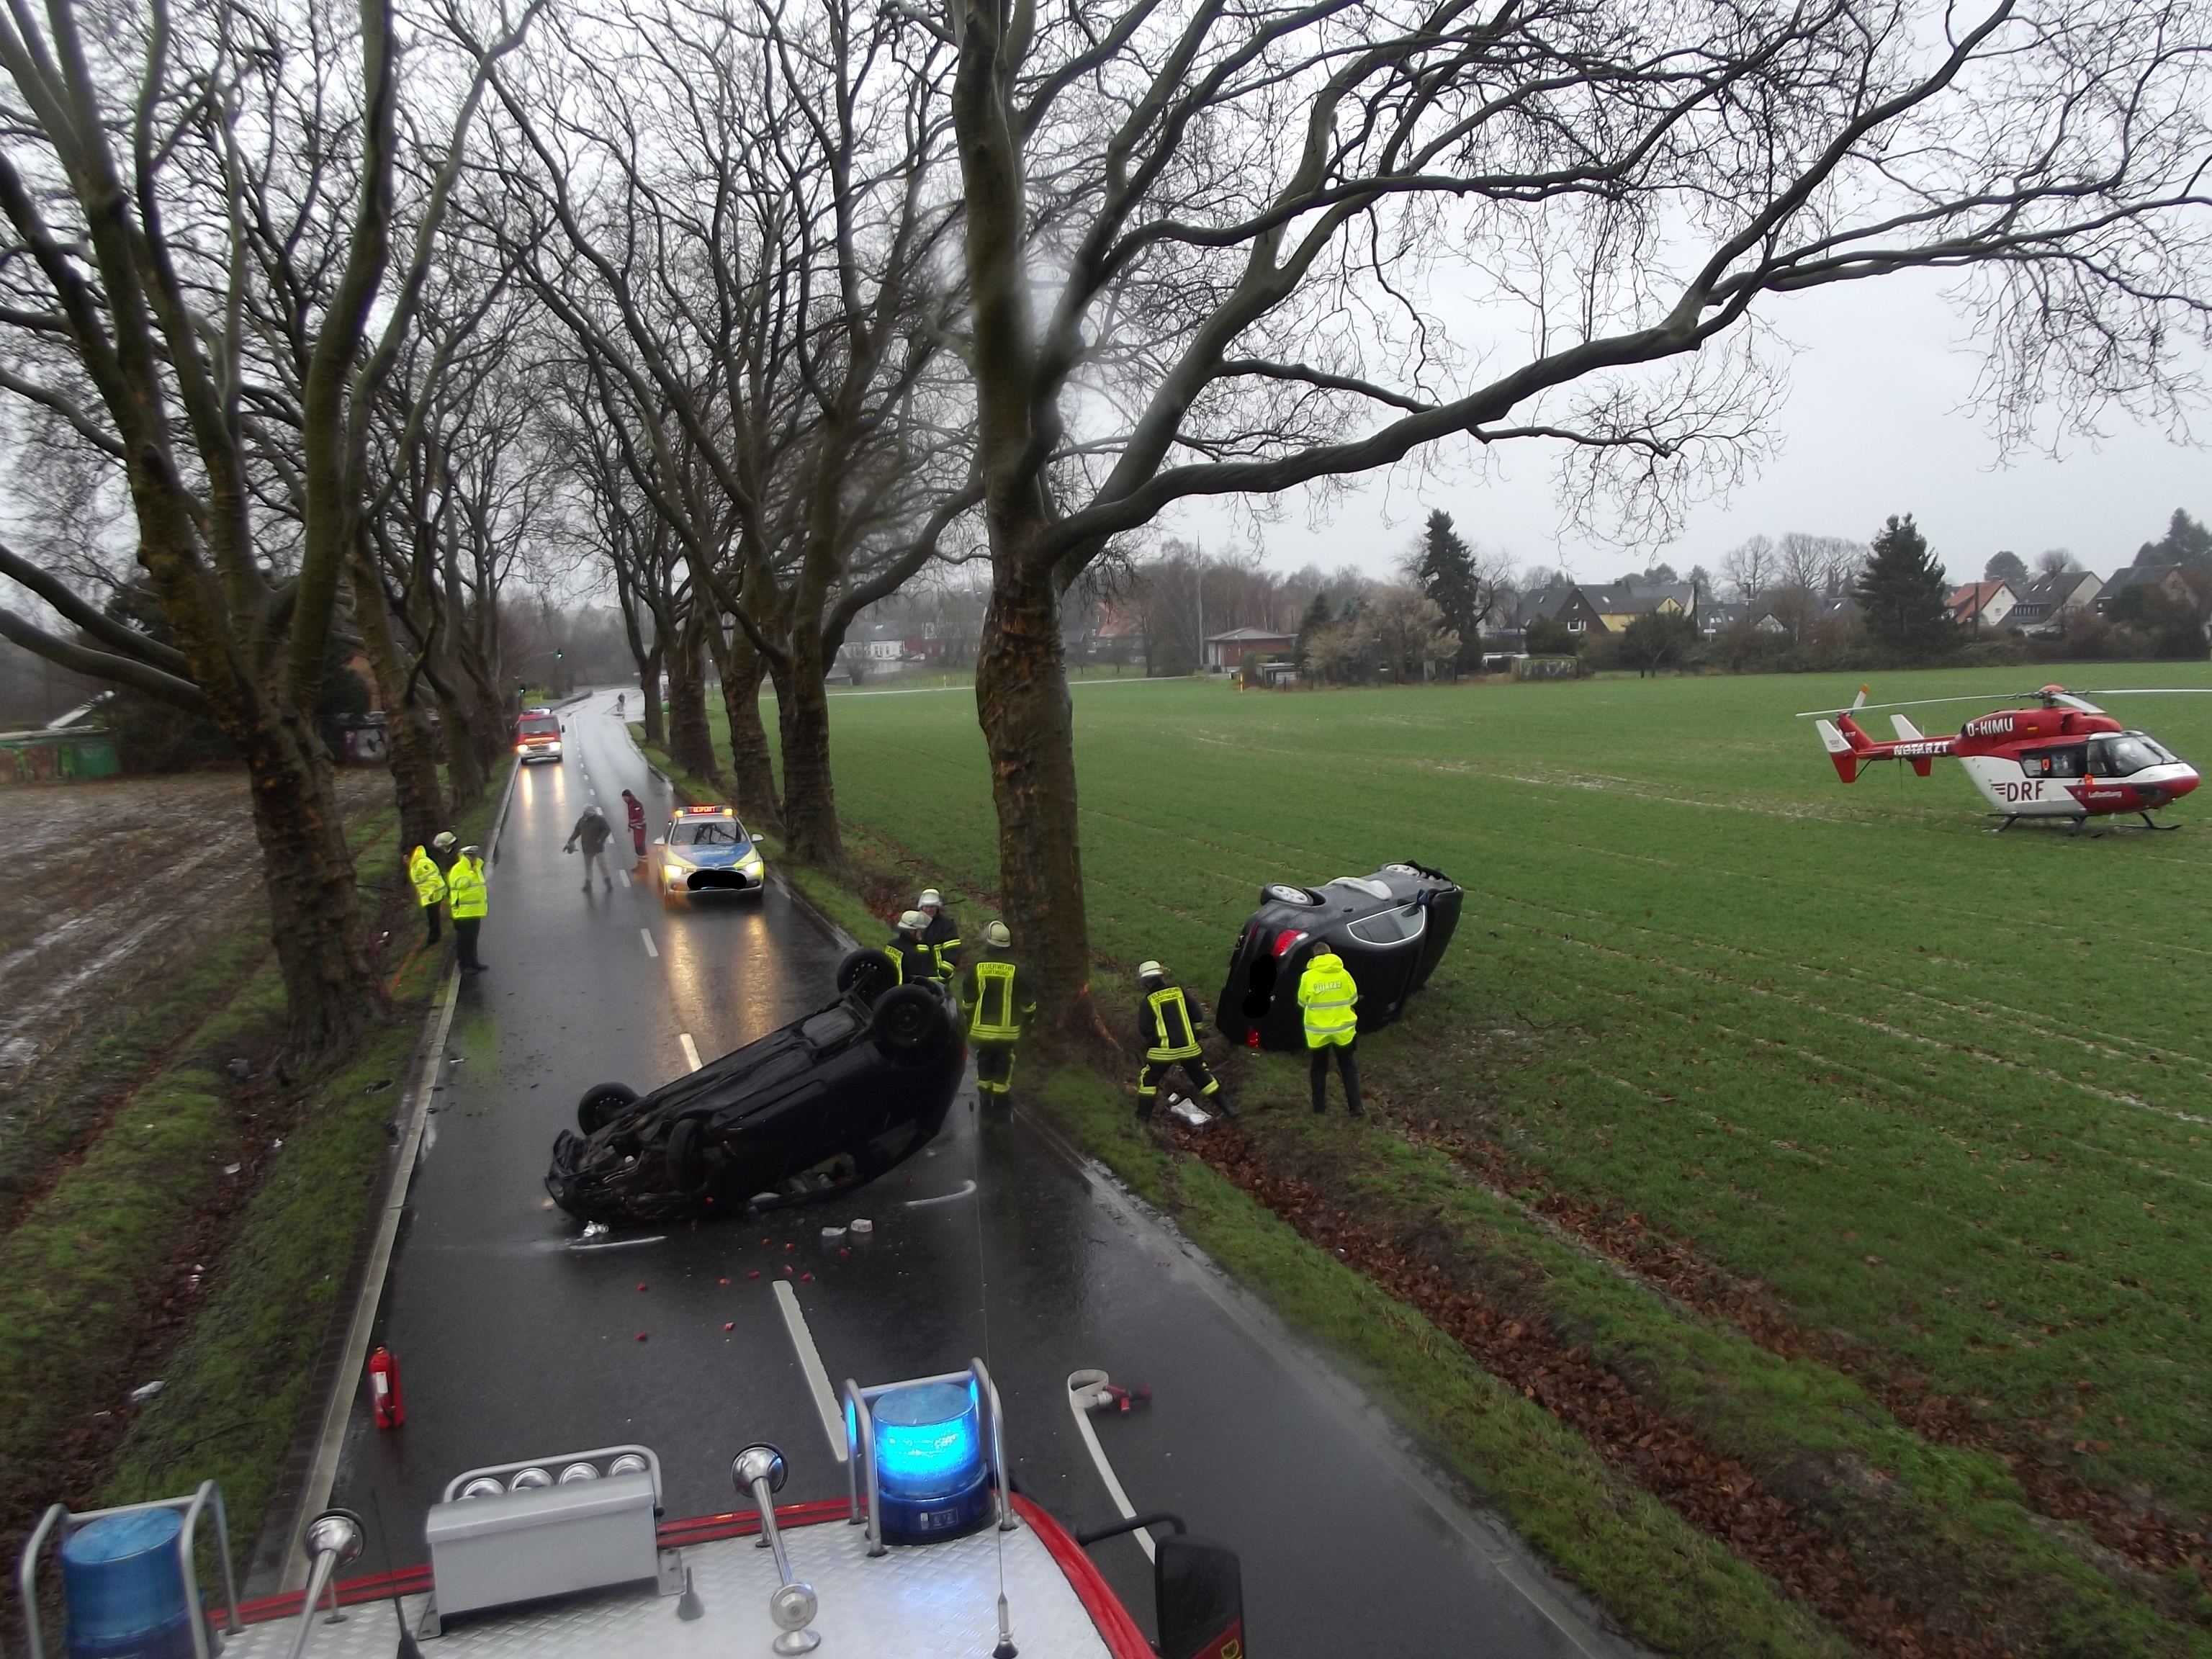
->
[[1413, 509, 1483, 670], [1982, 549, 2028, 584], [1294, 590, 1332, 670], [2135, 508, 2212, 572], [1856, 514, 1954, 660]]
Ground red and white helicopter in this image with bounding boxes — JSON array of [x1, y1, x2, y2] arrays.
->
[[1800, 684, 2208, 832]]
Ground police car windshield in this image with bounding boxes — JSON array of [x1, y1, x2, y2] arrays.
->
[[670, 817, 742, 846], [2091, 734, 2174, 775]]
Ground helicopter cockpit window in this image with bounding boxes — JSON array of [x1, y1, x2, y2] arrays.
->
[[2087, 734, 2175, 776], [2019, 747, 2085, 779]]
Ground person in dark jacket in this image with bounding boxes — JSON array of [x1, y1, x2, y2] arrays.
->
[[917, 889, 961, 981], [622, 789, 648, 858], [886, 910, 935, 985], [564, 804, 615, 889], [1135, 961, 1233, 1121]]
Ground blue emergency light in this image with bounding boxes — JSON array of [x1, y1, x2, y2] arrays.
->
[[60, 1509, 194, 1658], [868, 1381, 992, 1542]]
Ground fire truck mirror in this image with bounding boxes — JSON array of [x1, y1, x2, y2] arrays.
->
[[1155, 1534, 1246, 1659]]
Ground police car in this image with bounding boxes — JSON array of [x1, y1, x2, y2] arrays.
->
[[653, 804, 766, 902]]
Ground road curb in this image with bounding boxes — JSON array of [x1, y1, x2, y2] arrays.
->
[[275, 757, 521, 1591]]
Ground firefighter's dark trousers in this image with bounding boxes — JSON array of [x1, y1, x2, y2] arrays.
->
[[1137, 1054, 1218, 1118], [1310, 1039, 1362, 1115], [974, 1041, 1018, 1099]]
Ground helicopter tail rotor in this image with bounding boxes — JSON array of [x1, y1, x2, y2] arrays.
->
[[1815, 718, 1862, 783]]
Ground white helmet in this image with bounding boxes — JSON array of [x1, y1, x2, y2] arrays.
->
[[898, 909, 927, 932], [983, 921, 1011, 948], [1138, 960, 1164, 980], [918, 889, 943, 909]]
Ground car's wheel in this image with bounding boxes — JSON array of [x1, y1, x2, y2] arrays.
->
[[836, 947, 899, 1005], [576, 1082, 639, 1134], [871, 984, 950, 1064], [665, 1116, 707, 1193]]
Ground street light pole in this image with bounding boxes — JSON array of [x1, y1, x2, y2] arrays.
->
[[1195, 545, 1205, 675]]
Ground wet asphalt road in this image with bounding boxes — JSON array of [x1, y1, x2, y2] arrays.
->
[[331, 691, 1623, 1657]]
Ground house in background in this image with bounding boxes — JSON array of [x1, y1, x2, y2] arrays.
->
[[1946, 580, 2018, 634], [2095, 564, 2198, 616], [2005, 570, 2103, 634], [1204, 626, 1296, 671], [1575, 582, 1697, 633]]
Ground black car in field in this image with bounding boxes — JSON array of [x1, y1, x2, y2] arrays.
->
[[545, 950, 964, 1225], [1215, 862, 1463, 1052]]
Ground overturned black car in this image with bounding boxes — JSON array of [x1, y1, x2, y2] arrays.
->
[[1216, 863, 1463, 1052], [546, 950, 964, 1225]]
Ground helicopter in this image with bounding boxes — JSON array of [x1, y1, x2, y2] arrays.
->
[[1799, 684, 2208, 833]]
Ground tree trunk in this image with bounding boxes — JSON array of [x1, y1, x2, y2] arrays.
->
[[665, 624, 718, 779], [719, 631, 781, 832], [641, 643, 666, 747], [347, 549, 446, 859], [242, 710, 383, 1069], [974, 539, 1091, 1017], [778, 625, 843, 867]]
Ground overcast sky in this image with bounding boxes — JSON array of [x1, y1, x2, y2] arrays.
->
[[1163, 267, 2208, 588]]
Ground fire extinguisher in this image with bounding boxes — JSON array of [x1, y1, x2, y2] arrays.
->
[[367, 1346, 405, 1429]]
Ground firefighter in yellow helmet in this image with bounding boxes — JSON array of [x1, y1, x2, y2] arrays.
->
[[957, 920, 1034, 1103], [407, 842, 449, 945], [917, 889, 961, 983], [886, 910, 935, 985], [1135, 961, 1234, 1121], [1297, 944, 1362, 1116]]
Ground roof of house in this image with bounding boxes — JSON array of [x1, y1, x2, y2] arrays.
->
[[1205, 626, 1297, 643], [2101, 562, 2188, 594], [1581, 582, 1695, 616], [2014, 570, 2100, 608], [1947, 580, 2015, 621]]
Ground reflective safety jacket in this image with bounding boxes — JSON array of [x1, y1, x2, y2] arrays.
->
[[921, 912, 962, 981], [408, 845, 447, 909], [448, 857, 489, 920], [887, 933, 933, 985], [1297, 950, 1358, 1048], [958, 952, 1034, 1043], [1141, 983, 1203, 1061]]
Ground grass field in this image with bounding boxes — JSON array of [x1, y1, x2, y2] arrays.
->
[[813, 670, 2212, 1560]]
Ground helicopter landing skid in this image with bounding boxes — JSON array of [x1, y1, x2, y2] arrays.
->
[[1993, 810, 2182, 837]]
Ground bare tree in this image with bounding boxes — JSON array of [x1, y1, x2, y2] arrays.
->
[[486, 0, 972, 865], [945, 0, 2211, 1017], [1776, 533, 1866, 597], [1721, 537, 1779, 602], [0, 0, 534, 1061], [2036, 547, 2082, 577]]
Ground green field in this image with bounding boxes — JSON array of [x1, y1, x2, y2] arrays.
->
[[703, 667, 2212, 1654], [813, 668, 2212, 1503]]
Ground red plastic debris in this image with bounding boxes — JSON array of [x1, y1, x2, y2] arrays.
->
[[749, 1270, 760, 1279], [785, 1243, 796, 1251], [723, 1322, 734, 1332], [637, 1282, 647, 1292], [718, 1277, 729, 1285], [781, 1264, 793, 1274], [838, 1249, 850, 1259], [636, 1333, 648, 1341], [801, 1274, 814, 1282]]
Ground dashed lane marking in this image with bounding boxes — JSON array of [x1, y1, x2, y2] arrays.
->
[[619, 869, 631, 887], [680, 1033, 702, 1071], [641, 927, 659, 958]]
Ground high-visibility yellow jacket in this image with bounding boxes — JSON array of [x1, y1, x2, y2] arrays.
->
[[1297, 950, 1358, 1048], [408, 845, 447, 909], [448, 857, 489, 920], [1141, 984, 1202, 1061], [959, 953, 1035, 1043]]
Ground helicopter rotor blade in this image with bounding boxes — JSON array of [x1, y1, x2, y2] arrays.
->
[[1793, 692, 2031, 719], [2076, 688, 2212, 696]]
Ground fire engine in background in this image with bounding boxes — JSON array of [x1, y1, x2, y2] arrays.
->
[[515, 709, 565, 765]]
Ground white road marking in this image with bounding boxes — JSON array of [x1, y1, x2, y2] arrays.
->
[[619, 869, 631, 888], [904, 1179, 978, 1208], [772, 1280, 850, 1464], [679, 1033, 702, 1071], [641, 927, 659, 958]]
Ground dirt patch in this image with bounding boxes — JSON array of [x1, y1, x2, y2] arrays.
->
[[0, 771, 387, 1225]]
